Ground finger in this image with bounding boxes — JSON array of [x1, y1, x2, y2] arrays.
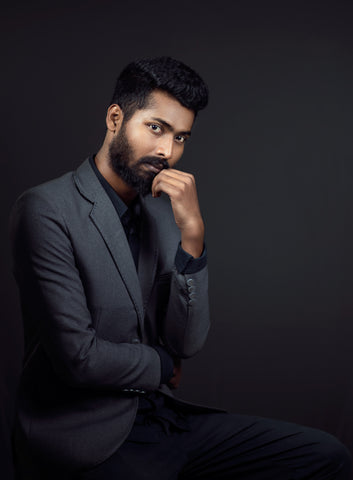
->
[[152, 180, 181, 198], [153, 175, 189, 194], [161, 169, 195, 183], [152, 170, 195, 192], [152, 173, 192, 197]]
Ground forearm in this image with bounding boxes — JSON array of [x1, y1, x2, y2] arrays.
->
[[19, 281, 163, 392], [180, 218, 205, 259], [151, 168, 210, 357]]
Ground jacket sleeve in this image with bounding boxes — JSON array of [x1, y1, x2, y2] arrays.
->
[[160, 245, 210, 359], [10, 190, 162, 392]]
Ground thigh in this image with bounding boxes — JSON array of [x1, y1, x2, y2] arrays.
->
[[178, 412, 351, 480], [78, 411, 351, 480], [78, 435, 186, 480]]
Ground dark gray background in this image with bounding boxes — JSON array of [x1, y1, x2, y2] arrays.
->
[[2, 1, 353, 478]]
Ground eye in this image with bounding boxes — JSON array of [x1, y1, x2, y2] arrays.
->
[[175, 135, 187, 144], [148, 123, 162, 134]]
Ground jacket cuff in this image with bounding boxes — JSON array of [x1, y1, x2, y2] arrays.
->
[[175, 242, 207, 274], [153, 345, 174, 384]]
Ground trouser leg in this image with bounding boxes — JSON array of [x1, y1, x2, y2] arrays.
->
[[79, 411, 351, 480], [179, 412, 352, 480]]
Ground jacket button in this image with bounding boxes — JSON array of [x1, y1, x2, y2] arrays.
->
[[132, 338, 141, 344]]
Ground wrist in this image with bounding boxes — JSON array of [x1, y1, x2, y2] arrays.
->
[[181, 225, 204, 258]]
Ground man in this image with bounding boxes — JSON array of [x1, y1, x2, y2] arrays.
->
[[10, 56, 351, 479]]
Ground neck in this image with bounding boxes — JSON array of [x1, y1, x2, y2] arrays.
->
[[95, 145, 138, 206]]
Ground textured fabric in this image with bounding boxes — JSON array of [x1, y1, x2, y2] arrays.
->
[[89, 154, 203, 385], [89, 156, 141, 267], [10, 158, 210, 472], [89, 156, 183, 386]]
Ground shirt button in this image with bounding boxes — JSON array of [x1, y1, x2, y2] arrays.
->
[[186, 278, 194, 286], [132, 338, 141, 344]]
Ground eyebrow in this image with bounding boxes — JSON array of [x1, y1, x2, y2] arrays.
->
[[151, 117, 192, 137]]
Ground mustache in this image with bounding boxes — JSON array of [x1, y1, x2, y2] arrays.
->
[[136, 156, 170, 170]]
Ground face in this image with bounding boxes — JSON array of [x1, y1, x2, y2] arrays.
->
[[108, 90, 195, 196]]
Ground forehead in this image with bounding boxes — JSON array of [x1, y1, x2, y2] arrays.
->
[[132, 90, 195, 132]]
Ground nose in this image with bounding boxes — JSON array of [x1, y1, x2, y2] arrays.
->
[[156, 136, 174, 160]]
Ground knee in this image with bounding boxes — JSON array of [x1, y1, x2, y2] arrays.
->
[[319, 432, 352, 478]]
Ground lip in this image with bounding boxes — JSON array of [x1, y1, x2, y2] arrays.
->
[[144, 163, 163, 174]]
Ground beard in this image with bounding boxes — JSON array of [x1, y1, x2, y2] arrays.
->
[[108, 124, 169, 196]]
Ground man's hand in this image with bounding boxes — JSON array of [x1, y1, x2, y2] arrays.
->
[[152, 169, 204, 258]]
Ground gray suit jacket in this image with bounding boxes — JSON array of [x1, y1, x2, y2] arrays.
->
[[10, 159, 210, 471]]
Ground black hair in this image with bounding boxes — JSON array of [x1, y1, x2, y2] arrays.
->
[[110, 56, 208, 120]]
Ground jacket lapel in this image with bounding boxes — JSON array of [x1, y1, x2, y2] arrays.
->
[[73, 159, 145, 333]]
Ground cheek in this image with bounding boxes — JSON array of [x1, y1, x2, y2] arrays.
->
[[130, 131, 155, 155], [170, 146, 184, 166]]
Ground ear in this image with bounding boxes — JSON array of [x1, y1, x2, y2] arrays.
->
[[106, 104, 123, 133]]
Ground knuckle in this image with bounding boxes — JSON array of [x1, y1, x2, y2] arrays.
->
[[175, 189, 183, 200]]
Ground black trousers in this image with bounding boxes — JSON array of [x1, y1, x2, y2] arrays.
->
[[77, 410, 352, 480]]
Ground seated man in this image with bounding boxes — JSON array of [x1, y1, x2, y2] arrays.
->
[[10, 56, 351, 479]]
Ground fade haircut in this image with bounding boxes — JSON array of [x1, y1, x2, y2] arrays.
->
[[110, 56, 209, 121]]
